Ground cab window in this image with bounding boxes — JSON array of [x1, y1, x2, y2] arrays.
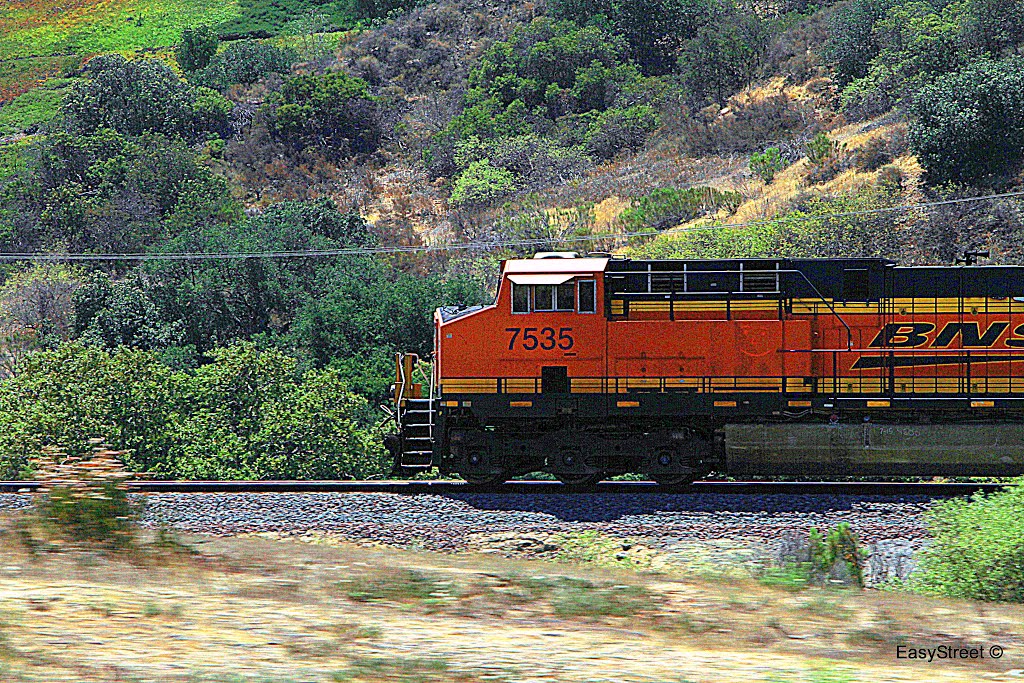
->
[[556, 283, 575, 310], [578, 280, 596, 313], [510, 281, 588, 313], [535, 284, 555, 311], [512, 284, 530, 313]]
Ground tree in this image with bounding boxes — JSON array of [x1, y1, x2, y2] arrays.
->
[[167, 344, 384, 479], [450, 159, 517, 205], [268, 71, 381, 158], [193, 40, 296, 90], [0, 129, 236, 258], [551, 0, 725, 76], [750, 147, 787, 183], [823, 0, 890, 86], [909, 58, 1024, 185], [431, 18, 657, 181], [610, 0, 725, 76], [63, 55, 196, 138], [678, 12, 771, 105], [0, 342, 387, 480], [288, 256, 485, 396], [0, 265, 82, 376], [143, 199, 373, 350], [176, 25, 219, 73], [958, 0, 1024, 57], [0, 344, 179, 477], [73, 273, 184, 350]]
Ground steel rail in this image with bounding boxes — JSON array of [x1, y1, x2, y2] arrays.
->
[[0, 479, 1010, 495]]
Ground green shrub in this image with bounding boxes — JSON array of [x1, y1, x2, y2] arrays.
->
[[912, 483, 1024, 602], [619, 186, 743, 232], [268, 71, 381, 158], [0, 342, 387, 481], [750, 147, 787, 183], [62, 54, 231, 141], [429, 17, 657, 180], [821, 0, 888, 86], [449, 159, 517, 206], [809, 523, 867, 587], [759, 524, 866, 590], [190, 86, 233, 139], [194, 39, 297, 89], [176, 25, 219, 72], [806, 132, 839, 165], [909, 57, 1024, 185], [583, 104, 660, 159]]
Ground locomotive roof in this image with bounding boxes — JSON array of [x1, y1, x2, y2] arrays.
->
[[503, 257, 609, 274]]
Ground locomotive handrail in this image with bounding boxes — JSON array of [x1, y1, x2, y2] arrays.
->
[[607, 267, 854, 349], [394, 352, 406, 429], [428, 355, 435, 444], [781, 348, 1024, 353]]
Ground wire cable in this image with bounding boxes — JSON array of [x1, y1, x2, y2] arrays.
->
[[3, 188, 1023, 262]]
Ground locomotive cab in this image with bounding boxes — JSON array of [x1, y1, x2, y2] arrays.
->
[[389, 254, 610, 480]]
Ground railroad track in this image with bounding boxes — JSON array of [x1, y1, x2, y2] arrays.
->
[[0, 479, 1010, 495]]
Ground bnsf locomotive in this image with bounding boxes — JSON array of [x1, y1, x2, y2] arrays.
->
[[387, 254, 1024, 487]]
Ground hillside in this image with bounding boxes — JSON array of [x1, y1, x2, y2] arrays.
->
[[0, 0, 1022, 481]]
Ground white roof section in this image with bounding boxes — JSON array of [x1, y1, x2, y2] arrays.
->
[[507, 273, 578, 285], [503, 257, 609, 275]]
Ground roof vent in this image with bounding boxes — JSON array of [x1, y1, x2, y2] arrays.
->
[[534, 251, 579, 259]]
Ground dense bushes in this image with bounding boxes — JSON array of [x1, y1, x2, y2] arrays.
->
[[619, 186, 743, 232], [0, 129, 236, 255], [912, 483, 1024, 602], [551, 0, 727, 76], [194, 40, 298, 90], [0, 343, 386, 481], [428, 18, 659, 199], [267, 71, 382, 158], [63, 55, 231, 141], [176, 25, 220, 73], [825, 0, 1024, 120], [909, 58, 1024, 185], [630, 183, 906, 259]]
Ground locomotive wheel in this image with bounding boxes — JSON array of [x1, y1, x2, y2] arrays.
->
[[555, 472, 604, 490], [462, 470, 509, 488], [458, 442, 508, 488], [651, 473, 695, 489]]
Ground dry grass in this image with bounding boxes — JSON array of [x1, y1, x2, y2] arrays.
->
[[0, 512, 1021, 681]]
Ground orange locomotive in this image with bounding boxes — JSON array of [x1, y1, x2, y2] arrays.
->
[[388, 253, 1024, 487]]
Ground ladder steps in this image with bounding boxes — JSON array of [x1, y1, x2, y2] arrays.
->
[[398, 399, 434, 468]]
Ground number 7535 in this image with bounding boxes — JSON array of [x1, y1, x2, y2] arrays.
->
[[506, 327, 574, 351]]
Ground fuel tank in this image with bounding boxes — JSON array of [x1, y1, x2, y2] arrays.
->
[[724, 422, 1024, 477]]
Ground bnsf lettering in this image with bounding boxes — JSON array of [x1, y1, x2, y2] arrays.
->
[[869, 323, 934, 348], [1008, 323, 1024, 347], [933, 322, 1009, 347], [869, 321, 1024, 348]]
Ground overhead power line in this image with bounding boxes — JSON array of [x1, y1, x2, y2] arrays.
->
[[3, 189, 1024, 262]]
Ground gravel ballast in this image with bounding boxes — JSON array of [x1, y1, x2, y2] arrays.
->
[[0, 490, 937, 585]]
